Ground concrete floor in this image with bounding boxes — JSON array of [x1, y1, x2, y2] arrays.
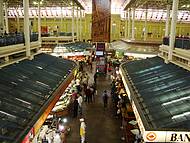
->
[[67, 73, 123, 143]]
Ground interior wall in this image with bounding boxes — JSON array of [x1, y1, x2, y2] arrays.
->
[[8, 14, 190, 42], [122, 20, 190, 41], [111, 14, 122, 41]]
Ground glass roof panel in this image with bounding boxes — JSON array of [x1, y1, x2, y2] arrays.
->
[[0, 53, 76, 143], [122, 56, 190, 130]]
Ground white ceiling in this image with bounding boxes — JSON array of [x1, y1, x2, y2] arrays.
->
[[7, 0, 190, 12], [124, 0, 190, 11], [82, 0, 126, 8]]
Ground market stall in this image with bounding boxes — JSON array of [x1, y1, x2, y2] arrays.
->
[[36, 73, 81, 143], [52, 42, 94, 61], [51, 80, 77, 117], [120, 57, 190, 143], [110, 66, 138, 143]]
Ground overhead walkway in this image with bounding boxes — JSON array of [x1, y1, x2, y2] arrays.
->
[[163, 37, 190, 50], [0, 33, 38, 47], [159, 37, 190, 71], [0, 53, 77, 143], [41, 32, 77, 45], [0, 33, 40, 68]]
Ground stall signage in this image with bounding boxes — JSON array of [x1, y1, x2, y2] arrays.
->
[[96, 43, 105, 51], [146, 132, 157, 141], [144, 131, 166, 142], [144, 131, 190, 142], [166, 132, 190, 142]]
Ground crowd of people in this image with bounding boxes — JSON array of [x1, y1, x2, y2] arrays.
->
[[70, 71, 96, 119], [110, 67, 143, 143], [42, 55, 142, 143], [69, 58, 97, 143]]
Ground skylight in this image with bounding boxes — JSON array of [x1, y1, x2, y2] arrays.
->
[[0, 110, 17, 119], [172, 112, 190, 120]]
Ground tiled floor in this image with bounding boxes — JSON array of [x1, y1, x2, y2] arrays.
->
[[67, 68, 123, 143]]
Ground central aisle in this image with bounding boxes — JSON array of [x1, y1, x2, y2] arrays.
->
[[67, 70, 122, 143]]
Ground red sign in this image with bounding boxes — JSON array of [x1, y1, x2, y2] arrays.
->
[[146, 132, 157, 141], [22, 128, 34, 143]]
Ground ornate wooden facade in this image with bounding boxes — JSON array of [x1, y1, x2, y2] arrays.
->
[[92, 0, 111, 43]]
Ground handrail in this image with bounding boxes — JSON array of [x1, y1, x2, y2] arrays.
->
[[41, 32, 77, 37], [0, 33, 38, 47], [163, 37, 190, 49]]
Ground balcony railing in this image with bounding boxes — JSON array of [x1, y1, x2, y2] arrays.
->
[[41, 32, 76, 37], [0, 33, 38, 47], [163, 37, 190, 49]]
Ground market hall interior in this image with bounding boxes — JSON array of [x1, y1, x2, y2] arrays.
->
[[0, 0, 190, 143]]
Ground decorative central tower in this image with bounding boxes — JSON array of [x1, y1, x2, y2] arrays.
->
[[92, 0, 111, 43]]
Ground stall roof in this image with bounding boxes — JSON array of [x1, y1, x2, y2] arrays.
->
[[110, 40, 159, 55], [0, 53, 76, 143], [54, 42, 93, 53], [121, 57, 190, 131]]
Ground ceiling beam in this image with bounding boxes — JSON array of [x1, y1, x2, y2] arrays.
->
[[73, 0, 85, 10], [123, 0, 136, 10]]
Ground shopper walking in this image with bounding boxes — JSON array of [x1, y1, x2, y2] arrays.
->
[[91, 84, 96, 102], [82, 75, 88, 93], [72, 90, 78, 101], [85, 86, 92, 103], [80, 118, 86, 143], [102, 90, 109, 108], [77, 94, 83, 115], [73, 98, 78, 118], [94, 72, 97, 84]]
